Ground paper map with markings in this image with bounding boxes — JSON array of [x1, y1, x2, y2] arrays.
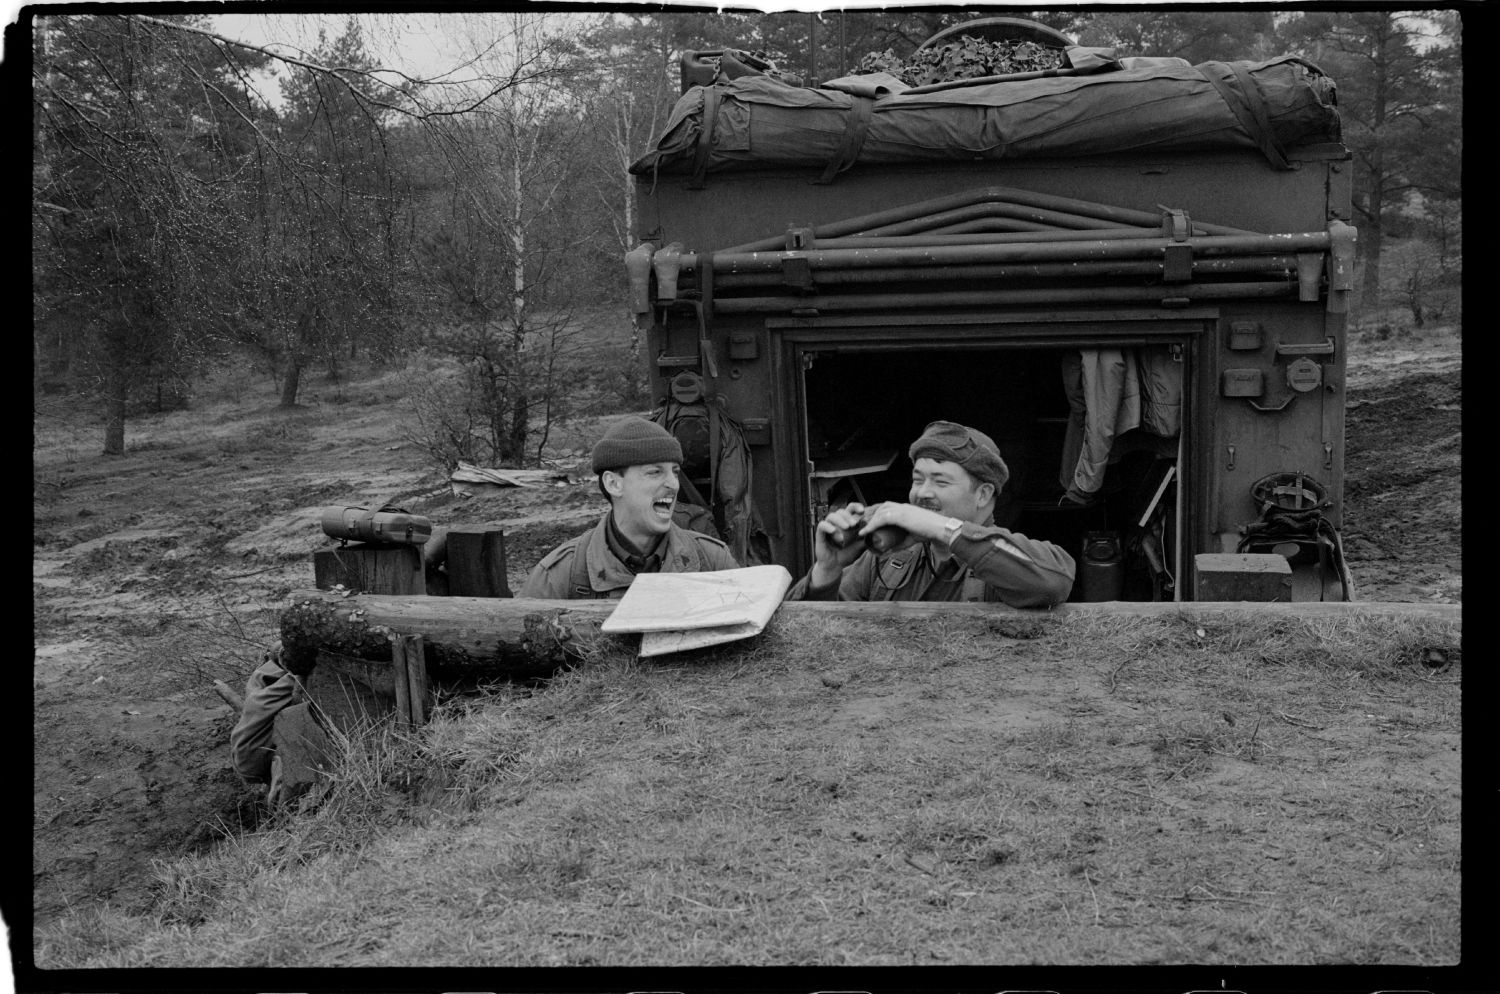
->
[[601, 565, 793, 657]]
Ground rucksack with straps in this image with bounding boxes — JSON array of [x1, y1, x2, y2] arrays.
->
[[650, 374, 771, 566]]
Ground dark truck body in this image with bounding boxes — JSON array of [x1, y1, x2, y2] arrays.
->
[[626, 45, 1356, 603]]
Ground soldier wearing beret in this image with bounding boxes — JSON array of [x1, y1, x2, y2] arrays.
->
[[517, 416, 740, 599], [786, 421, 1076, 607]]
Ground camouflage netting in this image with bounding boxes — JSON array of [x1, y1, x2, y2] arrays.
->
[[854, 35, 1067, 87]]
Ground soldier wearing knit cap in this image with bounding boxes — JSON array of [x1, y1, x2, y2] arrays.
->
[[517, 416, 739, 599], [786, 420, 1075, 607]]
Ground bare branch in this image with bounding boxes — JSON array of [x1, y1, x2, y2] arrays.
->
[[130, 13, 572, 120]]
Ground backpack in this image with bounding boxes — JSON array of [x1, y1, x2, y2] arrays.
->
[[654, 399, 712, 481], [650, 373, 772, 566]]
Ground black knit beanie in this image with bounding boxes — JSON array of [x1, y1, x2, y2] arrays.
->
[[591, 417, 684, 474]]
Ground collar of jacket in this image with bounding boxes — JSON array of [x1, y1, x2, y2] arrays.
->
[[583, 512, 704, 593], [604, 511, 667, 572]]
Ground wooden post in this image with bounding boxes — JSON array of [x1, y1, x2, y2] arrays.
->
[[444, 526, 512, 598], [404, 634, 429, 725], [314, 542, 424, 595], [390, 633, 413, 726]]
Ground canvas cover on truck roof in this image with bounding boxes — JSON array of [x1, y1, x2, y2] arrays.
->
[[630, 49, 1340, 182]]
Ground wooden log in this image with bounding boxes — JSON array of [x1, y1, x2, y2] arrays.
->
[[280, 588, 1459, 680], [445, 526, 512, 598], [313, 543, 424, 595], [279, 590, 613, 679]]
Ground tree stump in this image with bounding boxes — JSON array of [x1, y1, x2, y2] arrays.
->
[[444, 525, 512, 598], [313, 543, 424, 595]]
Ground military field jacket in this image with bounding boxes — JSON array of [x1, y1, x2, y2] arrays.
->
[[516, 513, 740, 599], [786, 519, 1076, 608]]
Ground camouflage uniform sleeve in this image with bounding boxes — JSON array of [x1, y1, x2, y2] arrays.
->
[[950, 524, 1076, 608]]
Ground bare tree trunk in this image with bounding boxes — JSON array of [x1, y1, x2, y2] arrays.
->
[[279, 359, 303, 408], [1360, 167, 1385, 310], [1406, 278, 1425, 327], [510, 390, 529, 467], [507, 106, 529, 466], [102, 363, 126, 456], [279, 309, 313, 408], [617, 93, 636, 256]]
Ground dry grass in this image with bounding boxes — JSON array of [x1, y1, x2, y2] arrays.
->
[[35, 608, 1461, 969]]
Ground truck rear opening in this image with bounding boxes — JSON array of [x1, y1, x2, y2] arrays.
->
[[799, 341, 1188, 602], [626, 19, 1356, 603]]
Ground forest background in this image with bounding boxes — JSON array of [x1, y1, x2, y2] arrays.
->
[[30, 7, 1463, 465]]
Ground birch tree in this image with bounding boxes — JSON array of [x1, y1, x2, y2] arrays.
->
[[410, 13, 595, 467]]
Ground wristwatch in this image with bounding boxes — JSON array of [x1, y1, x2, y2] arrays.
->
[[942, 516, 964, 546]]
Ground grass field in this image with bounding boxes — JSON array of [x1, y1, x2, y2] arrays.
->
[[35, 608, 1460, 968]]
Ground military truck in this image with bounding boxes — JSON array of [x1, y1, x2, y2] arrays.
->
[[624, 18, 1357, 603]]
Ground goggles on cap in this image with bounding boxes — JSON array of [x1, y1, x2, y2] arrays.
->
[[917, 420, 980, 458]]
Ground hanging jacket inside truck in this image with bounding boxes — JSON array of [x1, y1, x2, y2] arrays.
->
[[1059, 345, 1182, 503]]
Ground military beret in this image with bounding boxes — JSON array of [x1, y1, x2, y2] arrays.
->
[[908, 420, 1009, 490]]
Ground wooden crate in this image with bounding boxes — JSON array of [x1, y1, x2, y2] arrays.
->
[[1194, 553, 1293, 602]]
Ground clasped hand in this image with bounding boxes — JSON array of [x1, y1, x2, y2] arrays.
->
[[809, 501, 953, 587]]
